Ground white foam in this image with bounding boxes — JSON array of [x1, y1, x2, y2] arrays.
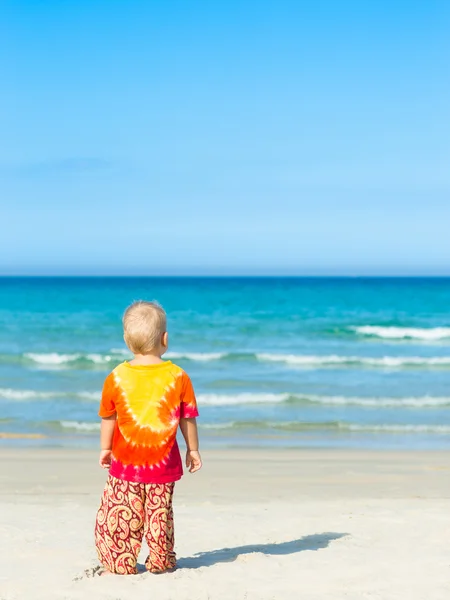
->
[[345, 423, 450, 433], [0, 388, 60, 400], [200, 420, 450, 434], [60, 421, 100, 431], [197, 392, 450, 408], [24, 351, 124, 366], [78, 391, 100, 400], [363, 356, 450, 367], [110, 348, 131, 356], [257, 353, 450, 367], [2, 386, 449, 409], [86, 353, 114, 364], [199, 422, 238, 430], [306, 394, 450, 408], [0, 388, 100, 401], [165, 352, 226, 361], [258, 353, 349, 365], [198, 393, 290, 406], [353, 326, 450, 340], [25, 352, 81, 364]]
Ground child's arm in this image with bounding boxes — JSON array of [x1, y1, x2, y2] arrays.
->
[[179, 417, 202, 473], [99, 414, 116, 469]]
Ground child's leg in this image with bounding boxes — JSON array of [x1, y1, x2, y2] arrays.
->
[[144, 482, 176, 573], [95, 475, 145, 574]]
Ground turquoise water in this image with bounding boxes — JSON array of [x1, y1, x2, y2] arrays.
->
[[1, 277, 450, 449]]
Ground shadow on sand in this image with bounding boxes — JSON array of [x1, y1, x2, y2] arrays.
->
[[137, 532, 348, 572]]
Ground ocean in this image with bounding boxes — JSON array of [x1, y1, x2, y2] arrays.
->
[[1, 276, 450, 450]]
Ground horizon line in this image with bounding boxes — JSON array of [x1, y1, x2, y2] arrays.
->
[[2, 273, 450, 279]]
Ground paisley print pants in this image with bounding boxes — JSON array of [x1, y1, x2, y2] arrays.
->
[[95, 475, 176, 574]]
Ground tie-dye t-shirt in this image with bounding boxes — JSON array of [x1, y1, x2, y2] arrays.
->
[[98, 361, 199, 484]]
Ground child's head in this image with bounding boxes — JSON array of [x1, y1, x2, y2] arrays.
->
[[123, 300, 168, 356]]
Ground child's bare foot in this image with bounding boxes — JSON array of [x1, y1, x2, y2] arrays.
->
[[150, 566, 177, 575]]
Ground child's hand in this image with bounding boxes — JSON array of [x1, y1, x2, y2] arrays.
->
[[99, 450, 112, 469], [186, 450, 202, 473]]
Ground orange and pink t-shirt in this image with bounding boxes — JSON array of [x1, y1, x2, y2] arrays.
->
[[98, 361, 199, 484]]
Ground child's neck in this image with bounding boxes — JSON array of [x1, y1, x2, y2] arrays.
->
[[129, 352, 165, 365]]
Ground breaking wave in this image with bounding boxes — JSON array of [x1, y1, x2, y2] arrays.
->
[[165, 352, 227, 361], [352, 326, 450, 341], [51, 420, 450, 435], [2, 345, 450, 372], [196, 393, 450, 408], [256, 353, 450, 368], [59, 420, 101, 432], [0, 388, 98, 401], [198, 421, 450, 434], [2, 388, 450, 409]]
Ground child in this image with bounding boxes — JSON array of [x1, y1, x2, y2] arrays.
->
[[94, 300, 202, 575]]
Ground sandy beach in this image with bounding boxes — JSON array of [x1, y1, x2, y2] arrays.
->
[[0, 448, 448, 600]]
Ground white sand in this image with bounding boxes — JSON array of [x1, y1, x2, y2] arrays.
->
[[0, 448, 449, 600]]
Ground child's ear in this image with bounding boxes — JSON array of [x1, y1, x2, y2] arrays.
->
[[162, 332, 169, 349]]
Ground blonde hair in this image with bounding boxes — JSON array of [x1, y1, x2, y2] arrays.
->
[[123, 300, 167, 354]]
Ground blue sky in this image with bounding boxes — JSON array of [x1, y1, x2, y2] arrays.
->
[[1, 1, 449, 275]]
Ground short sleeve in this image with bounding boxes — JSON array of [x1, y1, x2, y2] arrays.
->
[[98, 372, 118, 418], [179, 372, 199, 418]]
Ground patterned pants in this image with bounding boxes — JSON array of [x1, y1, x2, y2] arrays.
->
[[95, 475, 176, 575]]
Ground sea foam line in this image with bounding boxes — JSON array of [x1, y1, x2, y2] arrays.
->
[[0, 388, 62, 400], [114, 349, 228, 362], [2, 388, 450, 408], [197, 393, 291, 406], [25, 352, 82, 365], [256, 353, 450, 367], [14, 349, 450, 369], [165, 351, 227, 361], [57, 420, 450, 434], [196, 393, 450, 408], [345, 423, 450, 433], [60, 421, 101, 432], [298, 395, 450, 408], [22, 350, 225, 366], [0, 388, 98, 401], [24, 352, 121, 365], [352, 325, 450, 340], [199, 421, 450, 434]]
